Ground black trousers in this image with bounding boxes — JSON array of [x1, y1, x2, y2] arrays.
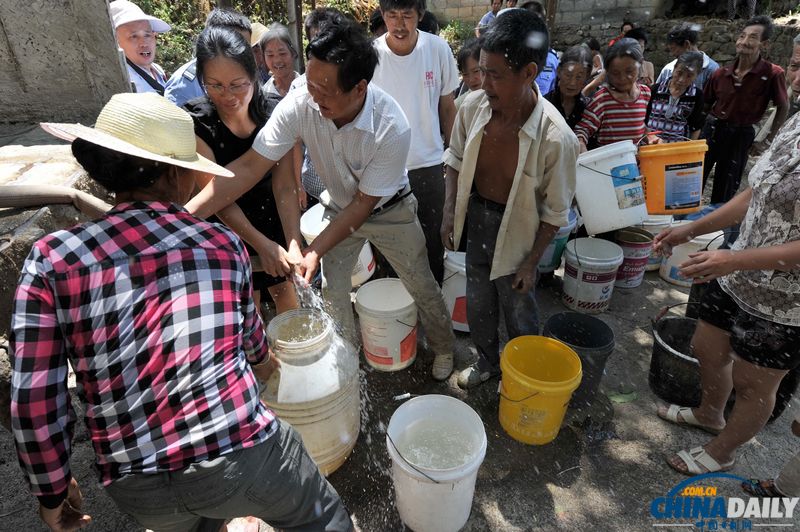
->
[[701, 117, 755, 204]]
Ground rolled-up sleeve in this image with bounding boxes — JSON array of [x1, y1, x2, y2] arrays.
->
[[539, 124, 578, 228], [10, 245, 75, 508], [253, 94, 301, 163], [443, 103, 468, 172]]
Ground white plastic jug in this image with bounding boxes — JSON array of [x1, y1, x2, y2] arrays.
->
[[260, 309, 360, 476]]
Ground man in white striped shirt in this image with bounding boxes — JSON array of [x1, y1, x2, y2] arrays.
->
[[186, 20, 456, 380]]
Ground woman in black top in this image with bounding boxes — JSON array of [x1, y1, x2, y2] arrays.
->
[[186, 27, 297, 313], [544, 45, 592, 132], [645, 51, 705, 143]]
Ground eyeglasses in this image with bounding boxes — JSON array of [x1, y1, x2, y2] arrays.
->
[[205, 81, 252, 95]]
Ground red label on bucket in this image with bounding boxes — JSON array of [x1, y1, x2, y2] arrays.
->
[[452, 295, 467, 324], [400, 326, 418, 362]]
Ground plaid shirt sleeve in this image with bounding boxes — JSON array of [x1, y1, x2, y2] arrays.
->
[[236, 244, 269, 364], [10, 243, 76, 509]]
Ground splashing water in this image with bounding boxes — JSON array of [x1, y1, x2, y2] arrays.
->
[[292, 273, 326, 311]]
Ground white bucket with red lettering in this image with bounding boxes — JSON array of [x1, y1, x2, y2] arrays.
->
[[355, 278, 418, 371], [442, 251, 468, 332], [636, 215, 674, 271], [563, 238, 624, 314], [614, 227, 654, 288], [301, 202, 375, 287]]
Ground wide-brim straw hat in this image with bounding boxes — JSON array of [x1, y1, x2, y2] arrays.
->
[[110, 0, 171, 32], [41, 93, 233, 177]]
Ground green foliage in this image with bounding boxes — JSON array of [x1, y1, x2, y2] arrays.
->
[[135, 1, 290, 74], [440, 19, 474, 54]]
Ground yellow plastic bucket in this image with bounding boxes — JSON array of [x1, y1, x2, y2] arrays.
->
[[498, 336, 582, 445], [638, 140, 708, 215]]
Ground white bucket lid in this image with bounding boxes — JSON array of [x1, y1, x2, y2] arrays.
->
[[355, 278, 415, 315], [565, 237, 624, 265], [642, 214, 673, 225], [576, 140, 638, 166], [692, 231, 725, 246], [300, 203, 328, 242], [444, 251, 466, 272]]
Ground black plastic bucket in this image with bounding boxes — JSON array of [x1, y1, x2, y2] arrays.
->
[[650, 311, 799, 422], [544, 312, 615, 412]]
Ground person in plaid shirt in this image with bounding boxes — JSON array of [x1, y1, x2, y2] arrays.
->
[[10, 93, 352, 532]]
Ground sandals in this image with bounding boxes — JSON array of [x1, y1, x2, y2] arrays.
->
[[741, 479, 784, 498], [657, 404, 725, 435], [668, 446, 735, 476]]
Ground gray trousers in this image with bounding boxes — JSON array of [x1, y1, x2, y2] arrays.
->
[[322, 194, 455, 356], [408, 165, 446, 284], [466, 196, 540, 372], [776, 450, 800, 497], [105, 421, 353, 532]]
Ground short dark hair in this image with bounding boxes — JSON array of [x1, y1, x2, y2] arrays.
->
[[205, 8, 251, 34], [625, 27, 648, 45], [379, 0, 426, 16], [482, 9, 548, 72], [419, 10, 439, 34], [304, 7, 346, 40], [369, 9, 385, 35], [456, 38, 482, 72], [621, 19, 634, 31], [586, 37, 601, 52], [604, 37, 643, 69], [519, 0, 545, 16], [666, 22, 699, 46], [306, 20, 379, 91], [195, 27, 270, 124], [744, 15, 773, 41], [675, 50, 704, 74], [72, 138, 167, 193]]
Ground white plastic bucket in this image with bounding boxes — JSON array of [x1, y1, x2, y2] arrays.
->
[[354, 278, 418, 371], [563, 238, 624, 314], [538, 208, 578, 272], [387, 395, 487, 532], [637, 215, 673, 271], [301, 202, 375, 287], [659, 227, 725, 287], [442, 251, 468, 332], [575, 141, 648, 235], [614, 227, 653, 289]]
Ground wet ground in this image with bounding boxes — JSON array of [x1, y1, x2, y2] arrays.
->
[[1, 267, 797, 531]]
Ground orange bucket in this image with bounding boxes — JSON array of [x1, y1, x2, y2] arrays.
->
[[638, 140, 708, 215]]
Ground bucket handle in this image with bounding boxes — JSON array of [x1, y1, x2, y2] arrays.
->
[[577, 163, 642, 181], [396, 319, 416, 329], [498, 380, 541, 403], [385, 431, 442, 484], [651, 301, 700, 326]]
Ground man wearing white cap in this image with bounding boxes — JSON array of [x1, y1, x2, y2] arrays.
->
[[109, 0, 170, 95]]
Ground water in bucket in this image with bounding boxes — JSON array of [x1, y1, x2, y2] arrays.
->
[[394, 418, 477, 470]]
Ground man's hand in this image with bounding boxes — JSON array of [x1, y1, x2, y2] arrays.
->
[[298, 188, 308, 211], [512, 261, 538, 293], [39, 478, 91, 532], [254, 239, 291, 277], [300, 249, 321, 284], [441, 215, 455, 251]]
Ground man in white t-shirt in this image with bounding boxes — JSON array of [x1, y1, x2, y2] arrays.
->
[[371, 0, 459, 284], [186, 21, 456, 381]]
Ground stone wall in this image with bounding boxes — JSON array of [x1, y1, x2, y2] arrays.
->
[[0, 0, 129, 124], [551, 16, 800, 79]]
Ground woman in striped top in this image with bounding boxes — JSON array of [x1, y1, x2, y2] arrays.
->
[[574, 38, 652, 152]]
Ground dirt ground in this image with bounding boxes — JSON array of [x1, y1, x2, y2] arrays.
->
[[1, 265, 798, 531]]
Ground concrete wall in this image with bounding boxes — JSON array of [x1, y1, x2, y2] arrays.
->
[[0, 0, 129, 124]]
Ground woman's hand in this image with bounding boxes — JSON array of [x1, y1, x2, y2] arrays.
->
[[39, 478, 91, 532], [254, 238, 291, 277], [678, 249, 738, 283], [652, 224, 694, 256]]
